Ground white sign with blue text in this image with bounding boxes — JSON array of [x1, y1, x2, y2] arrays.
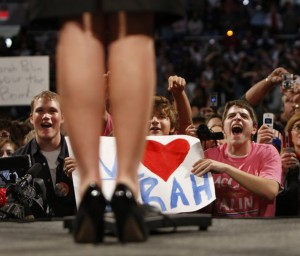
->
[[69, 135, 216, 214]]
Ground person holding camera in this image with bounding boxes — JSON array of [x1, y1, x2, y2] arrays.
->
[[13, 91, 77, 218], [191, 100, 282, 217], [202, 114, 226, 150], [242, 67, 297, 130], [185, 114, 225, 150]]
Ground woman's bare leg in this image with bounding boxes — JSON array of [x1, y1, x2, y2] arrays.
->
[[56, 13, 105, 196], [108, 12, 155, 197]]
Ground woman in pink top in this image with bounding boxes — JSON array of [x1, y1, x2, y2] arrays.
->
[[192, 100, 282, 217]]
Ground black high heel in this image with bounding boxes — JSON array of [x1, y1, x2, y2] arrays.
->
[[73, 183, 106, 243], [111, 184, 148, 243]]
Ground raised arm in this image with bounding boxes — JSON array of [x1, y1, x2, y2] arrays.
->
[[168, 75, 193, 134], [245, 67, 289, 106]]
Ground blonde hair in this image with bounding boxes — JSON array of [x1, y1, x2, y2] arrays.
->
[[30, 91, 60, 113]]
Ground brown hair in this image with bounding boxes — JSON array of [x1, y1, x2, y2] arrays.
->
[[30, 90, 60, 113], [284, 112, 300, 132], [152, 96, 178, 132], [0, 138, 18, 152], [222, 99, 258, 126]]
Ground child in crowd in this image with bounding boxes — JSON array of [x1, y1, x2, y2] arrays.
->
[[149, 96, 178, 136], [0, 138, 17, 158], [149, 75, 192, 136]]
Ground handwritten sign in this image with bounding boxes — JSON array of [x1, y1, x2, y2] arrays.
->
[[0, 56, 49, 106], [67, 135, 216, 214]]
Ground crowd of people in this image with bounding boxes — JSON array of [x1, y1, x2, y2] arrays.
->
[[2, 1, 300, 120], [1, 69, 300, 220], [1, 0, 300, 245]]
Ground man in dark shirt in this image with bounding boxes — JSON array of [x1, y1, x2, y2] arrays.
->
[[14, 91, 76, 218]]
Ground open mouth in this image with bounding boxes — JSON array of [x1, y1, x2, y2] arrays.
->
[[150, 127, 160, 131], [41, 123, 52, 128], [231, 124, 243, 134]]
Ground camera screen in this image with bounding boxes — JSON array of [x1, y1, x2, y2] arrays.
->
[[211, 96, 217, 103], [264, 118, 273, 124]]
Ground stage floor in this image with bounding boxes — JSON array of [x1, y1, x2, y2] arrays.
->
[[0, 217, 299, 256]]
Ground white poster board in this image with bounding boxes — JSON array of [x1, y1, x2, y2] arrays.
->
[[67, 135, 216, 214], [0, 56, 49, 106]]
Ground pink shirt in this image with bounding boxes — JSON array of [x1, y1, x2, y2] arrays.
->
[[205, 142, 282, 217], [102, 113, 113, 136]]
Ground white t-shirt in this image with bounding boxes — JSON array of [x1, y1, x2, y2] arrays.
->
[[41, 148, 60, 189]]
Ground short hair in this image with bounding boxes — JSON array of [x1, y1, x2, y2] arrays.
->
[[0, 138, 17, 152], [192, 115, 206, 124], [222, 99, 258, 126], [152, 96, 178, 131], [30, 90, 60, 113], [205, 114, 222, 126]]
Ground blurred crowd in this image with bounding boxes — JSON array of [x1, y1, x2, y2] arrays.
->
[[2, 0, 300, 219], [1, 0, 300, 121]]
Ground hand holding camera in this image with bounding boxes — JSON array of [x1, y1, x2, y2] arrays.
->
[[282, 73, 295, 90]]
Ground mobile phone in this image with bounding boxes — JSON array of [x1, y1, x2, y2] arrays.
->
[[209, 93, 218, 108], [263, 113, 274, 129]]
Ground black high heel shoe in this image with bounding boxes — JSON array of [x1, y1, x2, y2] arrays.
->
[[111, 184, 148, 243], [73, 183, 106, 243]]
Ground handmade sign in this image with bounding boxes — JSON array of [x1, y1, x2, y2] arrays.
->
[[0, 56, 49, 106], [68, 135, 216, 214]]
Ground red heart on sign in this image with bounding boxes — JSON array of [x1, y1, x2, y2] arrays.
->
[[142, 139, 190, 182]]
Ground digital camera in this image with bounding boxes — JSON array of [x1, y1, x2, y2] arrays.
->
[[282, 73, 294, 90], [196, 124, 224, 141]]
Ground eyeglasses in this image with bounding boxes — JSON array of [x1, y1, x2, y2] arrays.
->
[[291, 124, 300, 131]]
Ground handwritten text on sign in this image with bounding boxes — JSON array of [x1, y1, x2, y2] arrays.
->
[[0, 56, 49, 106], [68, 135, 216, 214]]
